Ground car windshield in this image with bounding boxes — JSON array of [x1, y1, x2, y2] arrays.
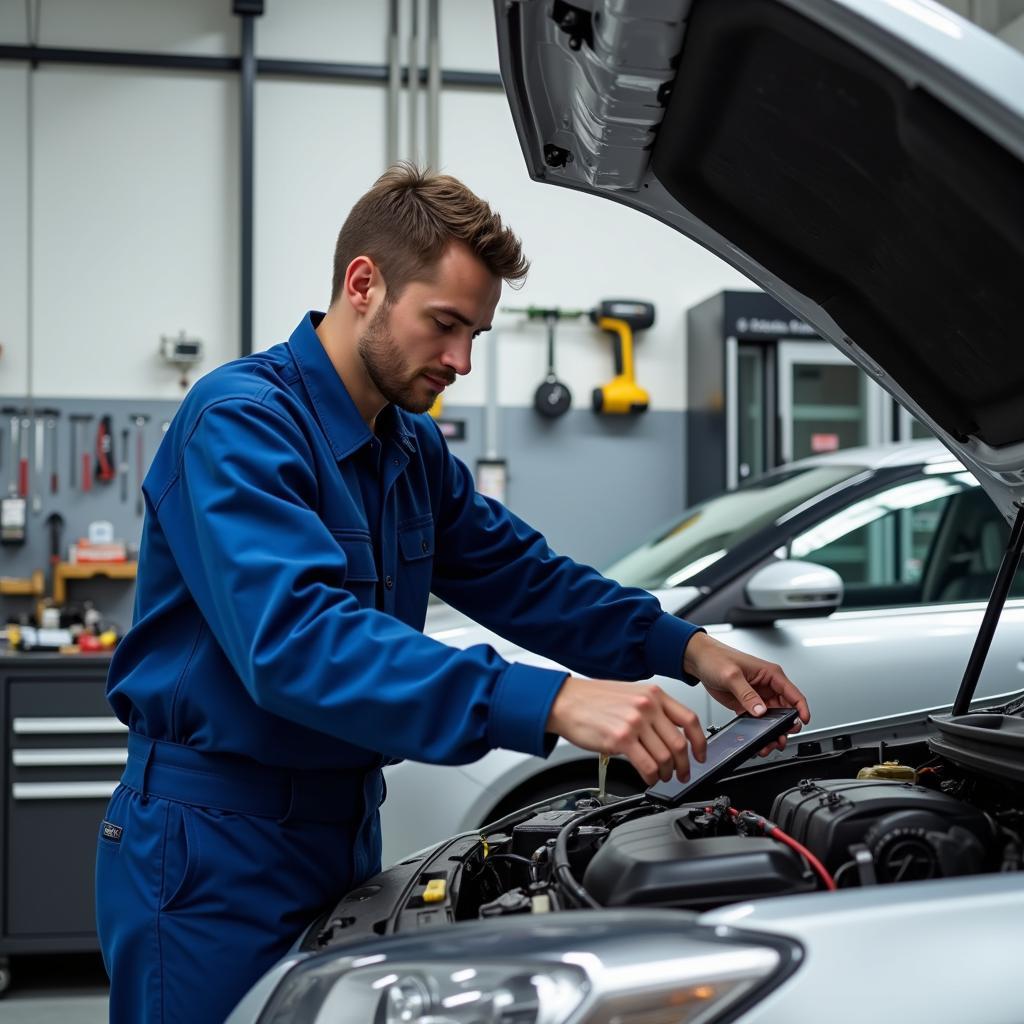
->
[[604, 464, 864, 590]]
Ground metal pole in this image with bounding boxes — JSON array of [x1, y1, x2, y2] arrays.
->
[[238, 7, 257, 357], [387, 0, 401, 166], [408, 0, 421, 165], [0, 45, 504, 89], [427, 0, 441, 170], [25, 1, 38, 414], [484, 331, 500, 461], [952, 503, 1024, 716]]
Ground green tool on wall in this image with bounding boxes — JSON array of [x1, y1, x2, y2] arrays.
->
[[502, 305, 588, 419]]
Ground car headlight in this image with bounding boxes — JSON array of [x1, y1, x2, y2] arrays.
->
[[262, 958, 586, 1023], [256, 912, 797, 1024]]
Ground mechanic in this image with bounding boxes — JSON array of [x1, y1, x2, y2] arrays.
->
[[96, 163, 810, 1024]]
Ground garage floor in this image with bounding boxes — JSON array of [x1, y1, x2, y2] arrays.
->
[[3, 955, 108, 1023]]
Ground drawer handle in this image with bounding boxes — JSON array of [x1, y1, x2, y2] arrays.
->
[[12, 748, 128, 767], [12, 717, 128, 735], [12, 781, 119, 800]]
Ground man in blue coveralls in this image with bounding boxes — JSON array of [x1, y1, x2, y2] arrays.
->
[[97, 164, 809, 1023]]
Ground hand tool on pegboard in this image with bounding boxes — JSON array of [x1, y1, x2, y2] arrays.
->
[[45, 511, 64, 595], [46, 410, 59, 495], [68, 413, 75, 487], [70, 413, 95, 493], [2, 408, 18, 493], [1, 408, 26, 545], [32, 414, 45, 514], [19, 414, 31, 499], [119, 427, 130, 503], [94, 415, 116, 486], [131, 413, 151, 516]]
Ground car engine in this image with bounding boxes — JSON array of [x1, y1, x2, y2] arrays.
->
[[303, 715, 1024, 951]]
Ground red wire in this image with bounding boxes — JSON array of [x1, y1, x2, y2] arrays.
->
[[725, 807, 837, 892], [768, 827, 836, 891]]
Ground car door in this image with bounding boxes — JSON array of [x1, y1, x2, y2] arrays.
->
[[705, 468, 1024, 729]]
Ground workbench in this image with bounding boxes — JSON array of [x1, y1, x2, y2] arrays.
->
[[0, 652, 118, 993], [52, 560, 137, 606]]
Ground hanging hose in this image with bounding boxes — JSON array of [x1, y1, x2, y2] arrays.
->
[[553, 795, 648, 909]]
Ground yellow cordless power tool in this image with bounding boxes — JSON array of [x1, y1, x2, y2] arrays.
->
[[590, 299, 654, 415]]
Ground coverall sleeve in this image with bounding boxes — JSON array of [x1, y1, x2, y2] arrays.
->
[[152, 397, 568, 765], [429, 426, 704, 685]]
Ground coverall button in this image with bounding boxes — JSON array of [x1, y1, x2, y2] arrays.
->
[[385, 575, 394, 589], [421, 539, 429, 553]]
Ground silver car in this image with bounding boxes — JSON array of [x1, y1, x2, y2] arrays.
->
[[230, 1, 1024, 1021], [381, 438, 1024, 864]]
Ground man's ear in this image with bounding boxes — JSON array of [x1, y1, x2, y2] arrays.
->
[[343, 255, 381, 315]]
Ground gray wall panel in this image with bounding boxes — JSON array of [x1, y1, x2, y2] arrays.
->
[[443, 405, 687, 572], [3, 399, 689, 634]]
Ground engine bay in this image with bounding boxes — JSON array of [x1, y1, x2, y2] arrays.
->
[[304, 717, 1024, 952]]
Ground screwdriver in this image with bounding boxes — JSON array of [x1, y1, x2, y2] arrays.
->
[[19, 415, 30, 498], [32, 415, 44, 514], [47, 412, 58, 494], [119, 427, 129, 503]]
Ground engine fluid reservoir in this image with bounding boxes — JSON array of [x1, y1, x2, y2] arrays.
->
[[856, 762, 916, 782]]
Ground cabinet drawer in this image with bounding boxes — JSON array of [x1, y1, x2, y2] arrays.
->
[[9, 677, 114, 719], [5, 670, 126, 939], [6, 799, 112, 937]]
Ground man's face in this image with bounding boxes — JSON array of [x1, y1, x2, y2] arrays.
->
[[357, 242, 501, 414]]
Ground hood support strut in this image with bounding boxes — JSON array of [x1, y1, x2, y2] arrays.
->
[[953, 503, 1024, 716]]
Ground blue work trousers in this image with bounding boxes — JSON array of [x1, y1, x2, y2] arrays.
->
[[96, 735, 384, 1024]]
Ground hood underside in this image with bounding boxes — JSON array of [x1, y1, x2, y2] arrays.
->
[[496, 0, 1024, 521]]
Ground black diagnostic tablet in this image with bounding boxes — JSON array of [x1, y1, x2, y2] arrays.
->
[[645, 707, 800, 807]]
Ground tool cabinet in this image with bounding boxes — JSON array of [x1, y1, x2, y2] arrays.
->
[[0, 654, 118, 992]]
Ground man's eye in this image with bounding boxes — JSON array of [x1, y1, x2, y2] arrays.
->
[[433, 319, 453, 332]]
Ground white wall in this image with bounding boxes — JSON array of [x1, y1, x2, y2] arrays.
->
[[0, 64, 29, 397], [0, 0, 751, 409]]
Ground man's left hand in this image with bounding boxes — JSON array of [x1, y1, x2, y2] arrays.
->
[[682, 632, 810, 754]]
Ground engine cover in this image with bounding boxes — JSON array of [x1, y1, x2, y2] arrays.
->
[[582, 808, 817, 910], [771, 779, 994, 881]]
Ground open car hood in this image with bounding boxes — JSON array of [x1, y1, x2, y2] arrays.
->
[[495, 0, 1024, 522]]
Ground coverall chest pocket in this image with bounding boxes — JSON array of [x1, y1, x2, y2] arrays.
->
[[331, 529, 379, 608], [397, 514, 434, 609]]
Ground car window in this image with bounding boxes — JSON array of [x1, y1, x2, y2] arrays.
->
[[922, 483, 1024, 604], [604, 464, 863, 590], [789, 470, 1022, 608]]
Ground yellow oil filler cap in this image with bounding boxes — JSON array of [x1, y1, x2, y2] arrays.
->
[[423, 879, 447, 903], [856, 762, 917, 783]]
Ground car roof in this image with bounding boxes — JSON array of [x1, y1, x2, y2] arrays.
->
[[787, 438, 954, 472]]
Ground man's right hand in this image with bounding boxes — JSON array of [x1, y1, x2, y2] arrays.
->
[[545, 677, 707, 786]]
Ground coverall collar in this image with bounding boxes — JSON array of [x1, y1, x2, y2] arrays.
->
[[288, 311, 417, 461]]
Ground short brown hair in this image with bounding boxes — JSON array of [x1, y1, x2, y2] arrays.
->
[[330, 163, 529, 304]]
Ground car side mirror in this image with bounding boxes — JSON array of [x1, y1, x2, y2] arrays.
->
[[727, 559, 844, 627]]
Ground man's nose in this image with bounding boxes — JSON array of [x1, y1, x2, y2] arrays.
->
[[440, 335, 472, 377]]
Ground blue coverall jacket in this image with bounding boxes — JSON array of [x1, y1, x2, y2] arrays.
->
[[96, 311, 702, 1024]]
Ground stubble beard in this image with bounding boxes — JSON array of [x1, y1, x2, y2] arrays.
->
[[357, 303, 436, 415]]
